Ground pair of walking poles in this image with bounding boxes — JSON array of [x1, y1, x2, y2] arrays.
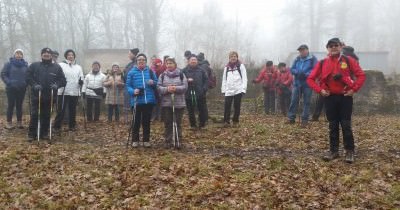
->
[[37, 89, 55, 143], [125, 93, 180, 149]]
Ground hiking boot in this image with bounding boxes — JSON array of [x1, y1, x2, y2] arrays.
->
[[143, 142, 151, 148], [322, 151, 339, 161], [5, 122, 14, 129], [132, 141, 139, 148], [17, 121, 24, 129], [301, 121, 309, 128], [284, 120, 295, 125], [345, 150, 354, 163]]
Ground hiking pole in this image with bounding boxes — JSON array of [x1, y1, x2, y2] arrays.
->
[[126, 96, 137, 148], [171, 93, 180, 149], [79, 86, 87, 129], [298, 87, 302, 125], [37, 90, 41, 143], [49, 89, 53, 141]]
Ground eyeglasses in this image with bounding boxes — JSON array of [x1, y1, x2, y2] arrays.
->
[[328, 44, 339, 48]]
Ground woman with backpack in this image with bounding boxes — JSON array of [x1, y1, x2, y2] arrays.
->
[[157, 57, 188, 148], [1, 49, 28, 129], [103, 63, 124, 122], [126, 54, 158, 148], [221, 51, 248, 127]]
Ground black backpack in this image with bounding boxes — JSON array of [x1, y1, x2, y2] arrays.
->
[[225, 63, 242, 80]]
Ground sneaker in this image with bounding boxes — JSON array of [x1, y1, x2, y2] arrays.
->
[[322, 151, 339, 161], [345, 150, 354, 163], [143, 142, 151, 148], [223, 122, 231, 128], [284, 120, 295, 124], [5, 122, 14, 129], [132, 141, 139, 148], [301, 121, 309, 128], [17, 121, 24, 129]]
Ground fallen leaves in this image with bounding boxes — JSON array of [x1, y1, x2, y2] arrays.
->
[[0, 114, 399, 208]]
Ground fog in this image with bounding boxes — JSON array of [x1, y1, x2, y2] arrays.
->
[[0, 0, 398, 72]]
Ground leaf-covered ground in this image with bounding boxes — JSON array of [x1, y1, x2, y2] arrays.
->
[[0, 114, 399, 209]]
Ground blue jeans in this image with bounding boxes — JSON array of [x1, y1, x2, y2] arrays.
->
[[288, 86, 312, 122]]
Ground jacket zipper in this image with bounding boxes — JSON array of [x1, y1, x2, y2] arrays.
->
[[141, 70, 147, 103]]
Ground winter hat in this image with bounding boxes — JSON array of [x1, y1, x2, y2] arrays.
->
[[137, 53, 147, 60], [278, 62, 286, 68], [188, 54, 197, 60], [326, 38, 341, 48], [51, 50, 59, 56], [111, 62, 120, 67], [14, 49, 24, 56], [297, 44, 308, 50], [130, 48, 139, 55], [184, 50, 192, 58], [41, 47, 52, 55], [154, 58, 162, 65], [197, 52, 205, 61], [92, 61, 101, 67], [64, 49, 76, 59], [266, 61, 273, 67]]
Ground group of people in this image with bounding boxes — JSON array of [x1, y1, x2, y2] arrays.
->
[[1, 37, 365, 163]]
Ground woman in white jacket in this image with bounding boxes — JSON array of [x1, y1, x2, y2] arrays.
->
[[54, 49, 84, 132], [221, 51, 247, 127], [82, 61, 106, 122]]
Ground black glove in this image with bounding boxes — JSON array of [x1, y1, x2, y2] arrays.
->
[[332, 73, 343, 81], [298, 73, 307, 80], [82, 92, 86, 99], [33, 84, 42, 91], [78, 78, 83, 86], [102, 93, 106, 99], [50, 83, 58, 90]]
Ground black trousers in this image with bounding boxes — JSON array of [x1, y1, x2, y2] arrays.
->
[[279, 89, 291, 116], [186, 96, 207, 127], [86, 97, 101, 121], [54, 95, 79, 130], [223, 93, 243, 124], [325, 95, 354, 152], [28, 94, 51, 138], [263, 89, 276, 114], [132, 104, 154, 142], [312, 94, 325, 120], [6, 87, 26, 122]]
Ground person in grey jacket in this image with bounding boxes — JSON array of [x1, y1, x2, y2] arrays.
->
[[1, 49, 28, 129], [182, 55, 208, 129], [157, 58, 188, 148]]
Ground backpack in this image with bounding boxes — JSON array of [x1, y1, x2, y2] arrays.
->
[[225, 63, 242, 80], [204, 64, 216, 89], [160, 72, 184, 85]]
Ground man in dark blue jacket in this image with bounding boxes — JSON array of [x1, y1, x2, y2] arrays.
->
[[182, 54, 208, 129], [26, 48, 66, 141]]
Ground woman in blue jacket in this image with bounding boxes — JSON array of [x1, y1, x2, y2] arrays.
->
[[1, 49, 28, 129], [126, 54, 158, 148]]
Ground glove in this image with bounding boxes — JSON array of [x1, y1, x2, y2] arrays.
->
[[298, 73, 307, 80], [332, 73, 343, 81], [33, 84, 42, 91], [50, 83, 58, 90], [78, 78, 83, 86], [82, 92, 86, 99]]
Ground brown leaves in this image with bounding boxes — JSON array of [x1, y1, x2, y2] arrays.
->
[[0, 115, 399, 208]]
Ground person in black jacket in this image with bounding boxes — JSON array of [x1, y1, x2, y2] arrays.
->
[[1, 49, 28, 129], [26, 48, 66, 141], [182, 54, 208, 129]]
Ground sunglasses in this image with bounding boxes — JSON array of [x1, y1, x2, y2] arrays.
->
[[328, 44, 340, 48]]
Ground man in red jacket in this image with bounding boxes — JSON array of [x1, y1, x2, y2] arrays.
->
[[252, 61, 279, 114], [307, 38, 365, 163], [275, 62, 293, 116]]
